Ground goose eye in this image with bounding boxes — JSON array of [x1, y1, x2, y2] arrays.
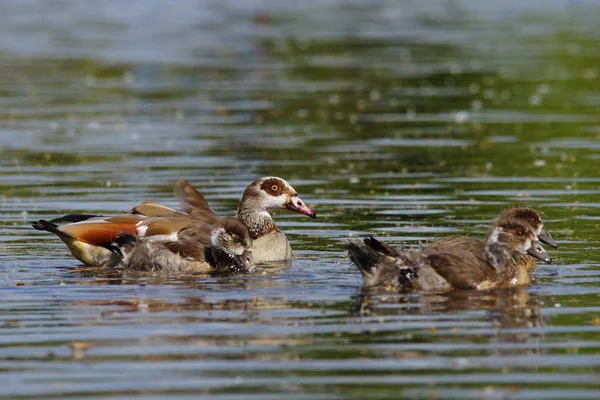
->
[[271, 184, 279, 191]]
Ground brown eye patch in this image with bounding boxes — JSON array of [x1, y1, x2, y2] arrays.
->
[[260, 178, 285, 196]]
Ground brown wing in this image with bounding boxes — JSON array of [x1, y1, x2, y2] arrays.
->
[[140, 216, 195, 237], [174, 179, 219, 223], [130, 201, 187, 218], [425, 251, 497, 290], [423, 235, 498, 289], [425, 236, 482, 254], [425, 236, 492, 271], [162, 222, 213, 261]]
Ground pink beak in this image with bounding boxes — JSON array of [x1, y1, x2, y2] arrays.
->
[[285, 194, 316, 218]]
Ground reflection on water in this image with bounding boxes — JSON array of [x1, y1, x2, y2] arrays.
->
[[1, 0, 600, 398]]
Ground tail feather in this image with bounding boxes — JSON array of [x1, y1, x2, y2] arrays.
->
[[32, 219, 69, 238], [347, 241, 382, 276], [363, 236, 403, 257], [51, 214, 101, 224], [32, 214, 103, 235], [348, 237, 418, 288]]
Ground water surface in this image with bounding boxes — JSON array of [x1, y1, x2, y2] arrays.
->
[[1, 1, 600, 398]]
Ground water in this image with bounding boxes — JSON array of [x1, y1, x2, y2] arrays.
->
[[1, 0, 600, 398]]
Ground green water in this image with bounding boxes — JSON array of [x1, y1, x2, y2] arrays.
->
[[1, 1, 600, 398]]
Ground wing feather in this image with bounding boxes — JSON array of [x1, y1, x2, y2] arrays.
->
[[174, 179, 219, 223]]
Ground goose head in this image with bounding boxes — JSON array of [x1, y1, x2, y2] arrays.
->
[[239, 177, 316, 218]]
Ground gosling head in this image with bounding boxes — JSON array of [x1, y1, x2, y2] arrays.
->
[[500, 206, 557, 248], [210, 218, 254, 273]]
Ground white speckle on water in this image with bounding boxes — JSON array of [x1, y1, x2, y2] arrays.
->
[[122, 71, 135, 85], [453, 111, 470, 124], [452, 358, 469, 369], [529, 93, 542, 106], [537, 83, 550, 95]]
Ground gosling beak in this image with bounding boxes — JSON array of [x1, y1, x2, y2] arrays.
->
[[527, 240, 551, 263], [538, 227, 558, 248], [285, 194, 316, 218], [233, 250, 255, 273]]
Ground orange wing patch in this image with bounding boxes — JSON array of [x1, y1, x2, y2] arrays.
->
[[59, 217, 143, 245]]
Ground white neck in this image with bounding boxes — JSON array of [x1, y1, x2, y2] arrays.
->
[[237, 206, 276, 240]]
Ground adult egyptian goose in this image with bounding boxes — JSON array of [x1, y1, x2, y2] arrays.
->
[[137, 177, 316, 263], [32, 214, 254, 274], [348, 217, 551, 292]]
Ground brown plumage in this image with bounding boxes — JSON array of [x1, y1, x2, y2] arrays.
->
[[348, 217, 551, 292], [32, 213, 254, 274], [113, 217, 254, 274], [425, 207, 556, 276]]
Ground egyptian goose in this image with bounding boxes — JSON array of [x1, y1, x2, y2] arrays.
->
[[424, 207, 557, 277], [348, 217, 551, 292], [135, 177, 316, 263]]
